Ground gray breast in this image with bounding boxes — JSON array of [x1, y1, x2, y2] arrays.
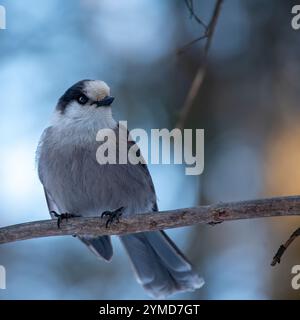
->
[[37, 126, 156, 217]]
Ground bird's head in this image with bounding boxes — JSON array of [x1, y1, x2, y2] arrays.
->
[[54, 80, 115, 125]]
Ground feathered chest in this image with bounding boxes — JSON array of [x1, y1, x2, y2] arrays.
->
[[37, 123, 156, 215]]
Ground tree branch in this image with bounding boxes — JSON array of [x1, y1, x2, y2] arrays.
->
[[0, 196, 300, 245], [176, 0, 223, 129], [184, 0, 208, 30], [271, 227, 300, 266]]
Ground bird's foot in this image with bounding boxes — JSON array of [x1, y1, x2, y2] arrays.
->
[[208, 209, 226, 226], [208, 221, 223, 226], [101, 207, 124, 228], [50, 211, 80, 229]]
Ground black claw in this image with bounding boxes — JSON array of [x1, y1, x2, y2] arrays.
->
[[50, 211, 79, 229], [101, 211, 111, 219], [208, 221, 223, 226], [101, 207, 124, 228]]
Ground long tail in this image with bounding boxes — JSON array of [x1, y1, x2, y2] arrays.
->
[[79, 235, 113, 262], [120, 231, 204, 298]]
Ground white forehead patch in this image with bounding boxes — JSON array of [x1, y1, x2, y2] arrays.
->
[[84, 80, 110, 101]]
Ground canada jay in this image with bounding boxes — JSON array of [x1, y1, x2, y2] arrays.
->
[[37, 79, 204, 298]]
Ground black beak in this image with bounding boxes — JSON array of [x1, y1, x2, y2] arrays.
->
[[96, 96, 115, 107]]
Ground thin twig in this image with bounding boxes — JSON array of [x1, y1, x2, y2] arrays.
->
[[176, 0, 223, 129], [271, 227, 300, 266], [179, 0, 209, 55], [0, 195, 300, 245], [177, 34, 208, 55], [184, 0, 208, 29]]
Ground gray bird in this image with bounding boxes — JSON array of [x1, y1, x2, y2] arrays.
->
[[37, 79, 204, 298]]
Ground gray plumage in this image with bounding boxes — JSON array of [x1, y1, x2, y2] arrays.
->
[[37, 80, 204, 298]]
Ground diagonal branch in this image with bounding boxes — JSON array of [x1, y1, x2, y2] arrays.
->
[[271, 227, 300, 266], [176, 0, 223, 129], [0, 196, 300, 247]]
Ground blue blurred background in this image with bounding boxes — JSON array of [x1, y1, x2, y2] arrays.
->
[[0, 0, 300, 299]]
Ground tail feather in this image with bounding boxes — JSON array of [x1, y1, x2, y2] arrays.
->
[[120, 233, 156, 284], [146, 231, 192, 272], [120, 231, 204, 298], [79, 235, 113, 262]]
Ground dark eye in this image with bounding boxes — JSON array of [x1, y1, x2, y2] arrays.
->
[[77, 95, 88, 105]]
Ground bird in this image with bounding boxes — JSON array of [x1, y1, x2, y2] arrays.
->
[[36, 79, 204, 298]]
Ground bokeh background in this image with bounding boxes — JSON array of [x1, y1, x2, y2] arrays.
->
[[0, 0, 300, 299]]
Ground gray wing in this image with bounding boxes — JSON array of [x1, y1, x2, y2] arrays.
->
[[43, 187, 60, 218], [128, 140, 158, 211], [121, 123, 158, 212]]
